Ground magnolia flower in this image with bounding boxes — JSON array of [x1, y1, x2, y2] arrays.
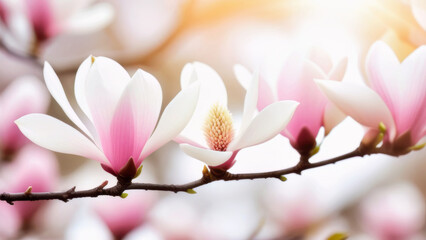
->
[[317, 42, 426, 151], [235, 48, 347, 154], [94, 191, 156, 239], [411, 0, 426, 31], [1, 145, 58, 220], [176, 62, 298, 170], [0, 76, 49, 154], [0, 0, 114, 53], [16, 56, 200, 179], [0, 202, 20, 239], [360, 183, 425, 240]]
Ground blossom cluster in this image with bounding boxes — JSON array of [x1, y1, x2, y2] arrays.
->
[[9, 41, 425, 180]]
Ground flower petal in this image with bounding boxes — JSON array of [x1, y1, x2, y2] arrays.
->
[[234, 64, 276, 111], [74, 56, 93, 120], [239, 68, 259, 136], [365, 41, 401, 117], [228, 100, 299, 151], [66, 2, 114, 34], [412, 0, 426, 31], [140, 81, 200, 160], [277, 57, 328, 140], [323, 103, 346, 135], [316, 80, 396, 139], [328, 57, 348, 81], [180, 144, 233, 167], [178, 62, 227, 145], [15, 113, 107, 164], [400, 46, 426, 142], [308, 46, 333, 74], [44, 62, 93, 138]]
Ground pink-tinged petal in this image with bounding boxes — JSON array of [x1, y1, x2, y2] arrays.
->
[[328, 57, 348, 81], [234, 64, 276, 111], [228, 101, 299, 151], [65, 2, 114, 34], [398, 46, 426, 142], [308, 46, 333, 74], [412, 0, 426, 31], [0, 76, 49, 152], [94, 191, 156, 239], [277, 57, 328, 140], [323, 103, 346, 135], [15, 113, 108, 165], [365, 41, 401, 117], [0, 203, 21, 239], [0, 0, 8, 25], [180, 144, 233, 167], [44, 62, 94, 139], [25, 0, 57, 42], [178, 62, 227, 145], [316, 80, 396, 139], [3, 145, 58, 220], [141, 82, 200, 160], [105, 70, 162, 171]]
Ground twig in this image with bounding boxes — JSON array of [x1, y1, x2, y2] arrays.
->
[[0, 147, 375, 204]]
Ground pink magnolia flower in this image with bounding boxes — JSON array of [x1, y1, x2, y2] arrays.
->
[[317, 42, 426, 150], [1, 145, 58, 220], [0, 0, 114, 53], [0, 76, 49, 154], [16, 56, 200, 179], [176, 62, 298, 170], [411, 0, 426, 31], [361, 183, 425, 240], [94, 191, 157, 239], [235, 48, 347, 154]]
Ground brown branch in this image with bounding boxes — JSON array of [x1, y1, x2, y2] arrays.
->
[[0, 146, 379, 204]]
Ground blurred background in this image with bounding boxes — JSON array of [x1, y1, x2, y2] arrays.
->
[[0, 0, 425, 239]]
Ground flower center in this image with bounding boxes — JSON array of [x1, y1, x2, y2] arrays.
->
[[204, 103, 234, 151]]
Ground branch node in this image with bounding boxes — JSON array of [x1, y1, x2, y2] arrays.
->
[[6, 200, 14, 205], [24, 186, 33, 195], [97, 181, 108, 190]]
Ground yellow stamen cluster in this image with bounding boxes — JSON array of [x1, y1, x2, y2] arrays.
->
[[204, 104, 234, 151]]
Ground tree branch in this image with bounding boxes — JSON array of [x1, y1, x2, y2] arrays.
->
[[0, 146, 382, 204]]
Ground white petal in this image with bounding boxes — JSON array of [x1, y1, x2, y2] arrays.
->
[[180, 63, 197, 89], [233, 64, 252, 90], [140, 82, 200, 159], [239, 68, 259, 137], [43, 62, 93, 138], [178, 62, 228, 144], [412, 0, 426, 31], [180, 144, 233, 167], [328, 57, 348, 81], [323, 103, 346, 135], [229, 101, 299, 151], [15, 114, 107, 164], [66, 2, 114, 34], [316, 80, 396, 139], [74, 56, 93, 120]]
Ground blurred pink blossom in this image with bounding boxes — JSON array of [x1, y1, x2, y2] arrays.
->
[[1, 145, 58, 220], [0, 201, 21, 238], [317, 42, 426, 149], [16, 56, 200, 179], [235, 48, 347, 154], [94, 191, 157, 239], [360, 183, 425, 240], [0, 76, 49, 154], [177, 62, 298, 170]]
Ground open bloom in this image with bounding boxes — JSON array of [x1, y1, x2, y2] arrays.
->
[[16, 56, 200, 179], [176, 62, 298, 170], [317, 42, 426, 150], [0, 0, 114, 53], [0, 76, 49, 154], [235, 48, 347, 153]]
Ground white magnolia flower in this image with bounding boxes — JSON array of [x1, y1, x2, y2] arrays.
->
[[16, 56, 200, 179], [176, 62, 299, 170]]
